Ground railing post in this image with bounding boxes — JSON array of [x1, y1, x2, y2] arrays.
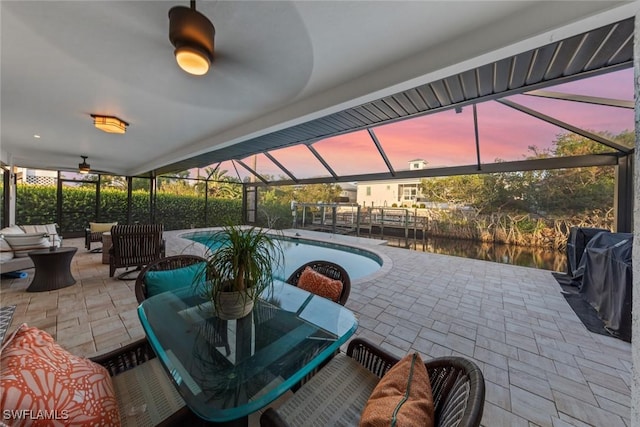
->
[[332, 206, 337, 234]]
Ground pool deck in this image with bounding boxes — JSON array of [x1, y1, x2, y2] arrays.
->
[[0, 231, 631, 427]]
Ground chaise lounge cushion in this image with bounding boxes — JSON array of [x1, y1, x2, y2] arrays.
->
[[359, 352, 434, 427], [1, 324, 120, 425], [297, 266, 343, 303]]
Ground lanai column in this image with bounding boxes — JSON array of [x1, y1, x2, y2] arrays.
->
[[631, 10, 640, 426]]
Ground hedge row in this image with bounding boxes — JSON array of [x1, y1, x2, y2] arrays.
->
[[15, 184, 242, 234]]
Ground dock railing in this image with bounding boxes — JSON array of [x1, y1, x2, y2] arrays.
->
[[291, 204, 430, 240]]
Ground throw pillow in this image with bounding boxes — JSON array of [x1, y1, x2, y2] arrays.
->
[[297, 266, 343, 303], [0, 225, 25, 235], [0, 237, 14, 262], [19, 224, 61, 248], [90, 222, 118, 233], [145, 262, 207, 297], [359, 352, 435, 427], [3, 233, 50, 257], [0, 324, 120, 426], [19, 223, 58, 235]]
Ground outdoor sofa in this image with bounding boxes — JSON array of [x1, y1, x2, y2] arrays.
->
[[0, 224, 61, 274]]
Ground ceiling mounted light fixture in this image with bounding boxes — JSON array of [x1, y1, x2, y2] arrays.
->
[[169, 0, 215, 76], [78, 156, 91, 174], [91, 114, 128, 134]]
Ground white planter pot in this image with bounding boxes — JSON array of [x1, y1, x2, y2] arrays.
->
[[214, 291, 254, 320]]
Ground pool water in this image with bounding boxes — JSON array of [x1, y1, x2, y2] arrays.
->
[[182, 231, 382, 281]]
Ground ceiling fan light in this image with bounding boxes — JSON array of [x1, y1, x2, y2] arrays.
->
[[169, 4, 215, 76], [91, 115, 128, 134], [78, 156, 91, 174], [175, 46, 210, 75]]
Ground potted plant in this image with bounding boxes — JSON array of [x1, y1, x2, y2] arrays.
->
[[194, 225, 283, 320]]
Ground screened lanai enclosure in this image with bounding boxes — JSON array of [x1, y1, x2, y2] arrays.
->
[[2, 17, 634, 245]]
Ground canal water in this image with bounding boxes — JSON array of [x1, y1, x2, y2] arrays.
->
[[378, 235, 566, 272]]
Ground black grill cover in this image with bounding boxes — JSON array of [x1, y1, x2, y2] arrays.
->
[[578, 232, 633, 341], [566, 227, 610, 278]]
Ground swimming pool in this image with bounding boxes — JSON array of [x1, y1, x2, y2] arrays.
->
[[182, 231, 382, 281]]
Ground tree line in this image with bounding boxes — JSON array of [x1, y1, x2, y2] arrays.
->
[[420, 131, 631, 217]]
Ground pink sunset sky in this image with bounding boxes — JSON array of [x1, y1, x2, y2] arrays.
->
[[222, 68, 633, 182]]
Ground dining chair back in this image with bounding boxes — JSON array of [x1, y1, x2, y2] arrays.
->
[[134, 254, 230, 356], [286, 260, 351, 305], [134, 254, 207, 303]]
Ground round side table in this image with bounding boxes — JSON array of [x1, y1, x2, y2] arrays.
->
[[27, 247, 77, 292]]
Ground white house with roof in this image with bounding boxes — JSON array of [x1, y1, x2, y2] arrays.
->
[[356, 160, 428, 207]]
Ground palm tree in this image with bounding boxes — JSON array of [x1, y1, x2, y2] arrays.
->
[[196, 166, 242, 199]]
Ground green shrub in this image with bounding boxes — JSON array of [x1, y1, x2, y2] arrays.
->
[[15, 183, 242, 234]]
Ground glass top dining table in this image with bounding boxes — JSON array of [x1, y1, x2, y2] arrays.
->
[[137, 280, 358, 425]]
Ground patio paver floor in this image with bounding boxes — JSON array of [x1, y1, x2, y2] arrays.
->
[[0, 234, 631, 427]]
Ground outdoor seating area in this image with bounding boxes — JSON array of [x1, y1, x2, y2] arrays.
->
[[2, 1, 638, 425], [0, 232, 632, 426]]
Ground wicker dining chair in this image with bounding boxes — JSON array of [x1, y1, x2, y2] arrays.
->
[[260, 337, 485, 427], [90, 338, 201, 427], [134, 254, 207, 303], [134, 254, 230, 357], [285, 260, 351, 305]]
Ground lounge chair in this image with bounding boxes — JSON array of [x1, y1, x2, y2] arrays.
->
[[109, 224, 165, 279]]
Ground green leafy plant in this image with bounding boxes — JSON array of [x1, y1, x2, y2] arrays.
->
[[195, 225, 284, 318]]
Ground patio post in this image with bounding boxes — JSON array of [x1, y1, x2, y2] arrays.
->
[[630, 10, 640, 425]]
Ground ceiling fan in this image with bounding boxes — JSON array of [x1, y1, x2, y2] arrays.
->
[[75, 156, 122, 177], [168, 0, 215, 76]]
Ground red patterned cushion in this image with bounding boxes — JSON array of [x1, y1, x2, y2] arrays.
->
[[297, 266, 343, 302], [0, 324, 120, 426]]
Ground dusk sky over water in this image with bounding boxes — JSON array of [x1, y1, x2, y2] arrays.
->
[[215, 68, 633, 182]]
